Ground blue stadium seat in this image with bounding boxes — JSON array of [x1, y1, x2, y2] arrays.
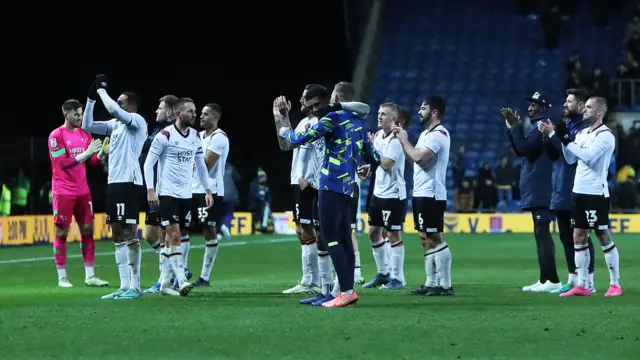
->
[[362, 0, 628, 210]]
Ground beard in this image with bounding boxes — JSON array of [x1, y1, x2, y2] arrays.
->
[[420, 112, 431, 124]]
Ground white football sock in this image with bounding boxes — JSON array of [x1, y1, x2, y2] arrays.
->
[[115, 243, 130, 290], [300, 242, 311, 285], [200, 240, 219, 281], [156, 251, 164, 284], [308, 241, 320, 286], [568, 272, 577, 286], [331, 277, 340, 297], [168, 246, 187, 284], [160, 247, 173, 288], [220, 224, 230, 237], [434, 243, 452, 289], [371, 239, 388, 275], [383, 239, 391, 274], [589, 272, 594, 288], [425, 250, 437, 287], [354, 251, 362, 277], [318, 252, 333, 295], [127, 239, 142, 291], [602, 243, 620, 286], [150, 240, 161, 252], [390, 241, 405, 282], [57, 267, 67, 281], [180, 235, 191, 268], [84, 265, 95, 280], [574, 244, 590, 289]]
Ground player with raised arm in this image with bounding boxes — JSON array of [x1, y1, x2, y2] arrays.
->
[[142, 95, 179, 294], [191, 103, 229, 287], [359, 102, 407, 290], [278, 81, 380, 308], [144, 97, 213, 296], [82, 75, 148, 300], [279, 85, 324, 295], [539, 97, 621, 297], [48, 99, 108, 288], [394, 96, 453, 296]]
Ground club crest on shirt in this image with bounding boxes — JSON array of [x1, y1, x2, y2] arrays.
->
[[50, 138, 57, 148], [305, 123, 311, 130]]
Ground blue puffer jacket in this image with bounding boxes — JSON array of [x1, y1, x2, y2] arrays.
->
[[545, 114, 587, 211], [507, 115, 553, 210]]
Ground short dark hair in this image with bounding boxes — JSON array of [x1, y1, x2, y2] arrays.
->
[[334, 81, 356, 102], [398, 107, 411, 126], [566, 88, 590, 103], [423, 96, 446, 117], [62, 99, 82, 113], [175, 97, 195, 110], [123, 91, 140, 109], [159, 95, 178, 108], [304, 85, 329, 101], [205, 103, 222, 115], [305, 83, 323, 90]]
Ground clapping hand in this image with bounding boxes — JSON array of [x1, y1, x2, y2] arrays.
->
[[501, 108, 520, 129]]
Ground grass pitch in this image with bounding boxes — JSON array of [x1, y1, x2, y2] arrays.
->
[[0, 233, 637, 359]]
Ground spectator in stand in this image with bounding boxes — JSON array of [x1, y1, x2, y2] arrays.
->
[[474, 162, 498, 211], [616, 165, 638, 211], [452, 146, 465, 186], [454, 179, 474, 213], [495, 155, 515, 206]]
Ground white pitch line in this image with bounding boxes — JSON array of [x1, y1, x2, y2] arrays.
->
[[0, 236, 297, 265]]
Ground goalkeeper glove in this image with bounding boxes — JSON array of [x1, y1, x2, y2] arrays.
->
[[98, 137, 110, 160], [77, 139, 102, 163]]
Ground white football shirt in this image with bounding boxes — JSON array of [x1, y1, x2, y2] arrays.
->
[[192, 128, 230, 195], [413, 125, 450, 200], [562, 124, 615, 197], [373, 130, 406, 199], [82, 97, 148, 185], [149, 125, 204, 199], [296, 116, 324, 189], [290, 117, 312, 185]]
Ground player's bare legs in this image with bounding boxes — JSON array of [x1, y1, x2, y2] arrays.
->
[[194, 223, 219, 287], [160, 223, 194, 296], [78, 223, 109, 287], [561, 228, 621, 297], [409, 232, 453, 296]]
